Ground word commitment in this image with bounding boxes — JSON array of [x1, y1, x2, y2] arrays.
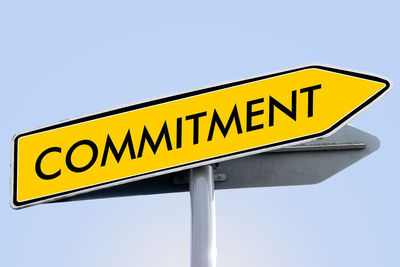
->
[[35, 84, 321, 180]]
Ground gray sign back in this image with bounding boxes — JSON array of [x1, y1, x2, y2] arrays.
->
[[56, 125, 379, 203]]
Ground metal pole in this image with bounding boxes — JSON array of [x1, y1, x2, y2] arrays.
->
[[190, 165, 217, 267]]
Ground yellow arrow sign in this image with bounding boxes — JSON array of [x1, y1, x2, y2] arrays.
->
[[11, 65, 390, 209]]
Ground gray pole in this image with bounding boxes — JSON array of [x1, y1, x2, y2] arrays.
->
[[190, 165, 217, 267]]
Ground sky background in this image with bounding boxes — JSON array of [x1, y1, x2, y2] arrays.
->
[[1, 1, 399, 266]]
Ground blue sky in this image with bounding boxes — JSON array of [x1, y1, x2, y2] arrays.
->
[[1, 1, 399, 266]]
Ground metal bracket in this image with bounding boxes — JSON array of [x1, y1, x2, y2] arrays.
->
[[270, 141, 366, 153], [173, 173, 227, 185]]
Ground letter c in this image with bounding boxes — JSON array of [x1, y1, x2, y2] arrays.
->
[[35, 147, 62, 180]]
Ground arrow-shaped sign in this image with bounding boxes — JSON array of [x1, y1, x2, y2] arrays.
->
[[11, 65, 390, 209]]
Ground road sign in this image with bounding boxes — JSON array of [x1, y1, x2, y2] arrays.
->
[[11, 65, 390, 209], [56, 125, 380, 202]]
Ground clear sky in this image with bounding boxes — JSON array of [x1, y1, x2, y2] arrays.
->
[[1, 1, 399, 266]]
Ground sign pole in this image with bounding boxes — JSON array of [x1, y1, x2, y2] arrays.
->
[[190, 165, 217, 267]]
